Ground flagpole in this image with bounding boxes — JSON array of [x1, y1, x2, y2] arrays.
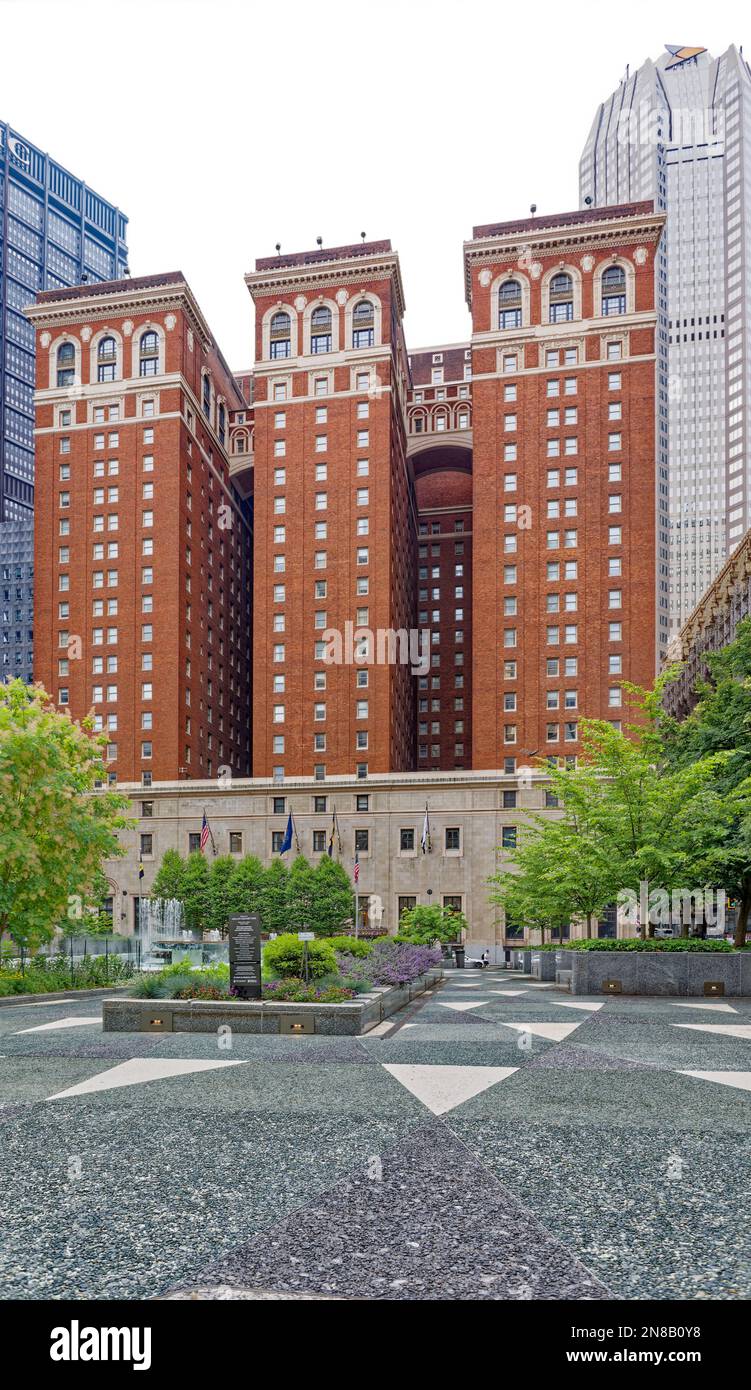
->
[[355, 882, 359, 940]]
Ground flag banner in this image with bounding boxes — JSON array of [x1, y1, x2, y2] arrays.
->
[[279, 812, 294, 855], [200, 811, 210, 851], [421, 803, 432, 854], [354, 852, 360, 885]]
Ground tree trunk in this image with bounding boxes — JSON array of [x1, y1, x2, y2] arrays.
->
[[734, 892, 750, 950]]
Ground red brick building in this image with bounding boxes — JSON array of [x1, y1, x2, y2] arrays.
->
[[245, 241, 414, 780], [27, 205, 664, 788], [407, 345, 473, 771], [463, 202, 665, 771], [27, 272, 252, 785]]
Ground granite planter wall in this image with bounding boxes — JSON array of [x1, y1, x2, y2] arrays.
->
[[570, 951, 751, 997], [530, 951, 558, 980], [103, 968, 443, 1036]]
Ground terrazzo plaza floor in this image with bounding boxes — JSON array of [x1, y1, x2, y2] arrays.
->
[[1, 967, 749, 1301]]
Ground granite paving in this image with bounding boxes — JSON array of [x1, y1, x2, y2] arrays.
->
[[0, 967, 748, 1300]]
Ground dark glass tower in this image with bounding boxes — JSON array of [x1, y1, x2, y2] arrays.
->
[[0, 122, 128, 681]]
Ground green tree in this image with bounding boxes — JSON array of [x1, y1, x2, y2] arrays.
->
[[0, 680, 130, 951], [489, 699, 726, 941], [228, 854, 264, 917], [286, 855, 316, 929], [206, 855, 238, 937], [260, 858, 289, 935], [661, 617, 751, 945], [398, 903, 467, 945], [180, 852, 211, 932], [308, 856, 354, 936], [151, 848, 186, 901]]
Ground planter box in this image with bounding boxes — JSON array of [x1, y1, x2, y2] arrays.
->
[[511, 949, 532, 973], [530, 952, 558, 981], [570, 950, 751, 997], [102, 968, 443, 1037], [0, 983, 131, 1008]]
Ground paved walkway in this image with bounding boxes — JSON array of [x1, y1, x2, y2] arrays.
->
[[1, 968, 749, 1300]]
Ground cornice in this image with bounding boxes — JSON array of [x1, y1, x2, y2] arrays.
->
[[25, 281, 213, 350], [463, 212, 666, 306], [675, 529, 751, 652], [245, 252, 407, 318]]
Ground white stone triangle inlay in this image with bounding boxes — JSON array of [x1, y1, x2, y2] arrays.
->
[[672, 1024, 751, 1041], [498, 1020, 583, 1042], [678, 1070, 751, 1093], [382, 1063, 518, 1115], [15, 1016, 101, 1035], [487, 989, 529, 997], [46, 1057, 247, 1100], [668, 1001, 738, 1014]]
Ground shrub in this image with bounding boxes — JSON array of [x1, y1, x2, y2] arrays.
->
[[0, 972, 28, 996], [337, 940, 441, 987], [130, 975, 170, 998], [172, 983, 228, 1000], [564, 937, 735, 952], [263, 933, 337, 979], [329, 935, 372, 958], [262, 977, 356, 1003]]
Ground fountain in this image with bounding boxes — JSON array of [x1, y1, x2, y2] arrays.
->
[[138, 898, 197, 970]]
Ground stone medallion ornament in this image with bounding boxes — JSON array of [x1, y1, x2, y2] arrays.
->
[[165, 314, 176, 331], [336, 288, 349, 305], [479, 269, 492, 288], [294, 295, 307, 311], [187, 329, 194, 352], [530, 262, 542, 279], [40, 332, 51, 348], [122, 319, 134, 337], [634, 246, 648, 265], [80, 326, 92, 342], [581, 254, 595, 272]]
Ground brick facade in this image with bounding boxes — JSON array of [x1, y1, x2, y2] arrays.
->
[[464, 202, 664, 770], [26, 274, 252, 785], [26, 207, 664, 790]]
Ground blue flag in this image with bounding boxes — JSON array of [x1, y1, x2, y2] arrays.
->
[[279, 813, 293, 855]]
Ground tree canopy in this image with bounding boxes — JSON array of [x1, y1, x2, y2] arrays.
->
[[0, 680, 130, 950], [148, 849, 354, 937]]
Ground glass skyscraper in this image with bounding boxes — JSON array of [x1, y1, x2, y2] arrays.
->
[[0, 122, 128, 681], [579, 45, 751, 638]]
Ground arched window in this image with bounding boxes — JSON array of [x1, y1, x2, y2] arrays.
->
[[270, 312, 291, 359], [218, 402, 226, 446], [97, 335, 117, 382], [139, 330, 160, 376], [549, 273, 574, 324], [310, 305, 332, 354], [202, 373, 211, 420], [56, 341, 76, 388], [602, 265, 626, 316], [352, 300, 375, 349], [498, 280, 522, 330]]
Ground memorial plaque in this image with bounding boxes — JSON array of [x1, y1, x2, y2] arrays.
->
[[601, 978, 622, 994], [704, 980, 724, 997], [228, 913, 262, 1000]]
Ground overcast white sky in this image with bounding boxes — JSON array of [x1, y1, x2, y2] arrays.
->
[[1, 0, 746, 366]]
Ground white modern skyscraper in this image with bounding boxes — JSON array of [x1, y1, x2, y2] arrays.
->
[[579, 44, 751, 640]]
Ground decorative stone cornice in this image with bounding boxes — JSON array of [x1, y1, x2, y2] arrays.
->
[[463, 209, 666, 307], [25, 277, 213, 351], [245, 250, 406, 319], [670, 528, 751, 657]]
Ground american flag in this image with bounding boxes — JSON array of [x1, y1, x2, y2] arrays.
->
[[200, 811, 210, 851], [354, 852, 360, 885]]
